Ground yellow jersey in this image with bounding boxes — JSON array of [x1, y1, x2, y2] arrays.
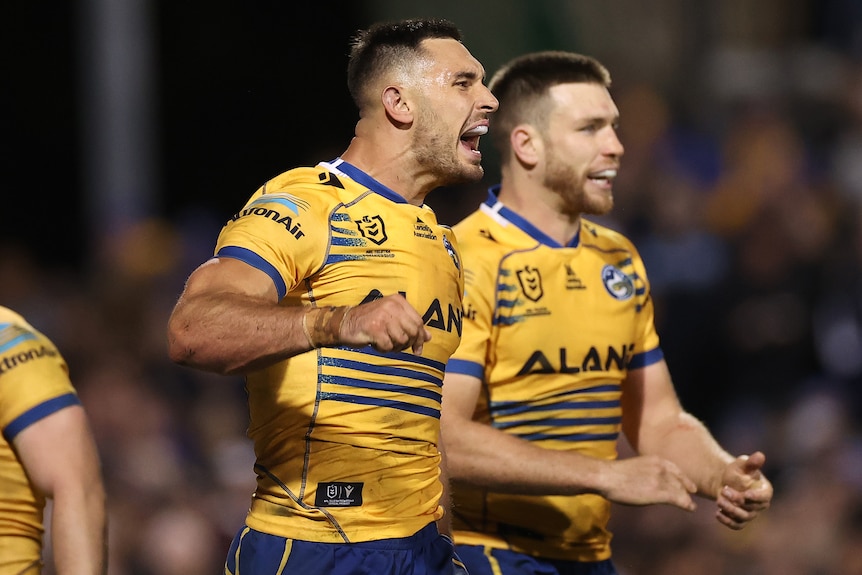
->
[[0, 306, 80, 574], [447, 188, 662, 561], [214, 159, 465, 543]]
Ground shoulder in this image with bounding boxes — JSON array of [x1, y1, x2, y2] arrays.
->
[[0, 306, 28, 327], [257, 166, 354, 207], [453, 208, 512, 251], [0, 308, 45, 351], [580, 218, 639, 253]]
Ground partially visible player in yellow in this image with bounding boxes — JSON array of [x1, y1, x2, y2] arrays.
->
[[441, 51, 773, 575], [167, 17, 497, 575], [0, 306, 106, 575]]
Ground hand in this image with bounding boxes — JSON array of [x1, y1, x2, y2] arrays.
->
[[604, 455, 698, 511], [339, 294, 432, 354], [716, 451, 773, 530]]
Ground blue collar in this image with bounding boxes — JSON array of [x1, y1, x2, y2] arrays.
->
[[324, 158, 409, 204], [483, 185, 580, 248]]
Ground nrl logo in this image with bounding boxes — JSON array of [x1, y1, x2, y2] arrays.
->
[[357, 215, 387, 245], [517, 265, 543, 302]]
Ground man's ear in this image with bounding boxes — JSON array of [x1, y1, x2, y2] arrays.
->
[[512, 124, 540, 167], [382, 85, 413, 126]]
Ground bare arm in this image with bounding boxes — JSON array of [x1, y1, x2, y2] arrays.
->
[[622, 359, 773, 528], [167, 258, 311, 374], [14, 405, 107, 575], [440, 371, 696, 509], [167, 257, 432, 375]]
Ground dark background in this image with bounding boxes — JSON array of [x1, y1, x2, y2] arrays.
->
[[4, 2, 862, 573]]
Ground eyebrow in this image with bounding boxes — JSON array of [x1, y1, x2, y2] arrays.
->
[[454, 70, 483, 83]]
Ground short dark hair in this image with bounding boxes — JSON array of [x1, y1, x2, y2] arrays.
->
[[488, 51, 612, 157], [347, 18, 464, 109]]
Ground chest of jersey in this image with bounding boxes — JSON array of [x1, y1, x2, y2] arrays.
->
[[493, 246, 641, 364], [300, 199, 464, 362]]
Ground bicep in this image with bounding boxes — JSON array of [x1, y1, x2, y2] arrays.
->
[[441, 372, 483, 423], [180, 257, 279, 302], [621, 359, 685, 453], [12, 405, 102, 497]]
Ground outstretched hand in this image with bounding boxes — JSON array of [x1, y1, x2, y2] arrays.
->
[[339, 294, 432, 354], [716, 451, 773, 530]]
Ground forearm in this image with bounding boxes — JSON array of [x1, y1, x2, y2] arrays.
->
[[445, 418, 604, 495], [640, 411, 734, 499], [167, 292, 313, 374], [51, 486, 107, 575]]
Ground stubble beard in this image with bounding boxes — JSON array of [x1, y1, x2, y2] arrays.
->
[[413, 110, 483, 187], [543, 150, 613, 218]]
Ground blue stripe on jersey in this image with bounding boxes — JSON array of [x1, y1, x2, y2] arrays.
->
[[318, 392, 441, 418], [3, 393, 80, 441], [515, 431, 619, 442], [320, 357, 442, 386], [484, 186, 578, 248], [249, 195, 301, 215], [331, 236, 366, 247], [488, 384, 622, 415], [445, 358, 484, 379], [628, 347, 664, 369], [319, 374, 442, 403], [492, 400, 620, 417], [0, 324, 37, 351], [217, 246, 288, 300], [494, 416, 621, 430], [346, 346, 447, 373], [325, 254, 367, 264], [332, 160, 409, 204]]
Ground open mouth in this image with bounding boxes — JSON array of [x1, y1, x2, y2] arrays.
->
[[587, 168, 618, 187], [460, 124, 489, 156]]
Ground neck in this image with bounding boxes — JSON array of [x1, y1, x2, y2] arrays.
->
[[496, 173, 582, 246], [340, 119, 435, 206]]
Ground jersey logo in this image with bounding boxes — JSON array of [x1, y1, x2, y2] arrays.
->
[[517, 265, 543, 302], [565, 264, 586, 290], [354, 290, 462, 336], [442, 235, 460, 271], [318, 171, 345, 188], [315, 482, 363, 507], [602, 265, 634, 300], [357, 215, 388, 245], [231, 203, 306, 239], [414, 218, 438, 241], [516, 344, 634, 375], [0, 344, 59, 375], [250, 193, 310, 215]]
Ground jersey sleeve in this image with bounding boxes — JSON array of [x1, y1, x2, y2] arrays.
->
[[214, 185, 332, 300], [627, 243, 663, 369], [0, 316, 79, 442], [446, 240, 497, 381]]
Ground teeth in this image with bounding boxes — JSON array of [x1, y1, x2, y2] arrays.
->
[[590, 169, 617, 179], [462, 125, 489, 137]]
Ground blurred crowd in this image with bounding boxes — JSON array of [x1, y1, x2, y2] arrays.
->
[[4, 35, 862, 575]]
